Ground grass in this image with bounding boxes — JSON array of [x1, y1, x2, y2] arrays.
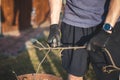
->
[[0, 39, 97, 80]]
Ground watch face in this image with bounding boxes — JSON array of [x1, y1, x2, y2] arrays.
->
[[103, 23, 112, 31]]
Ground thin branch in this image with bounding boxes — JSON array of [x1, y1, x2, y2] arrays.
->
[[31, 39, 86, 51], [35, 39, 45, 48], [36, 49, 51, 73], [29, 39, 86, 74], [32, 45, 86, 50], [58, 49, 64, 57]]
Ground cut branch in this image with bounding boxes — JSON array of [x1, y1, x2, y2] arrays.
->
[[32, 44, 86, 50], [29, 39, 86, 73]]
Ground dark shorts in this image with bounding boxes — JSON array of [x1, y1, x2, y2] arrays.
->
[[60, 22, 98, 76]]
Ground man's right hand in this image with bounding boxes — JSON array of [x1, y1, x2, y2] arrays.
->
[[47, 24, 61, 47]]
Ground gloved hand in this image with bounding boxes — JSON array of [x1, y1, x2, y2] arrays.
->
[[47, 24, 61, 47], [87, 27, 113, 51], [88, 23, 120, 74]]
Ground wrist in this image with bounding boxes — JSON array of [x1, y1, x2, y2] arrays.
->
[[50, 24, 59, 31], [50, 24, 59, 28]]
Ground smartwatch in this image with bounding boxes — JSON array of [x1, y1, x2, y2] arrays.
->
[[103, 23, 113, 32]]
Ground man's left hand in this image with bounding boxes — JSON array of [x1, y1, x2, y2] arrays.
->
[[89, 28, 112, 49]]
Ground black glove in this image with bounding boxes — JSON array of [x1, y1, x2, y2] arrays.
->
[[47, 24, 61, 47], [88, 28, 112, 50]]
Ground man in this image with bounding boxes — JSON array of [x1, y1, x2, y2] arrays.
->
[[47, 0, 120, 80]]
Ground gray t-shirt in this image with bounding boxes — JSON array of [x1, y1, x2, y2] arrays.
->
[[62, 0, 119, 28]]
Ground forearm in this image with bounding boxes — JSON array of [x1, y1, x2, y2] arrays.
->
[[49, 0, 62, 25], [105, 0, 120, 27]]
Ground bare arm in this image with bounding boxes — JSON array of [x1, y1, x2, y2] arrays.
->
[[49, 0, 62, 25], [105, 0, 120, 27]]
